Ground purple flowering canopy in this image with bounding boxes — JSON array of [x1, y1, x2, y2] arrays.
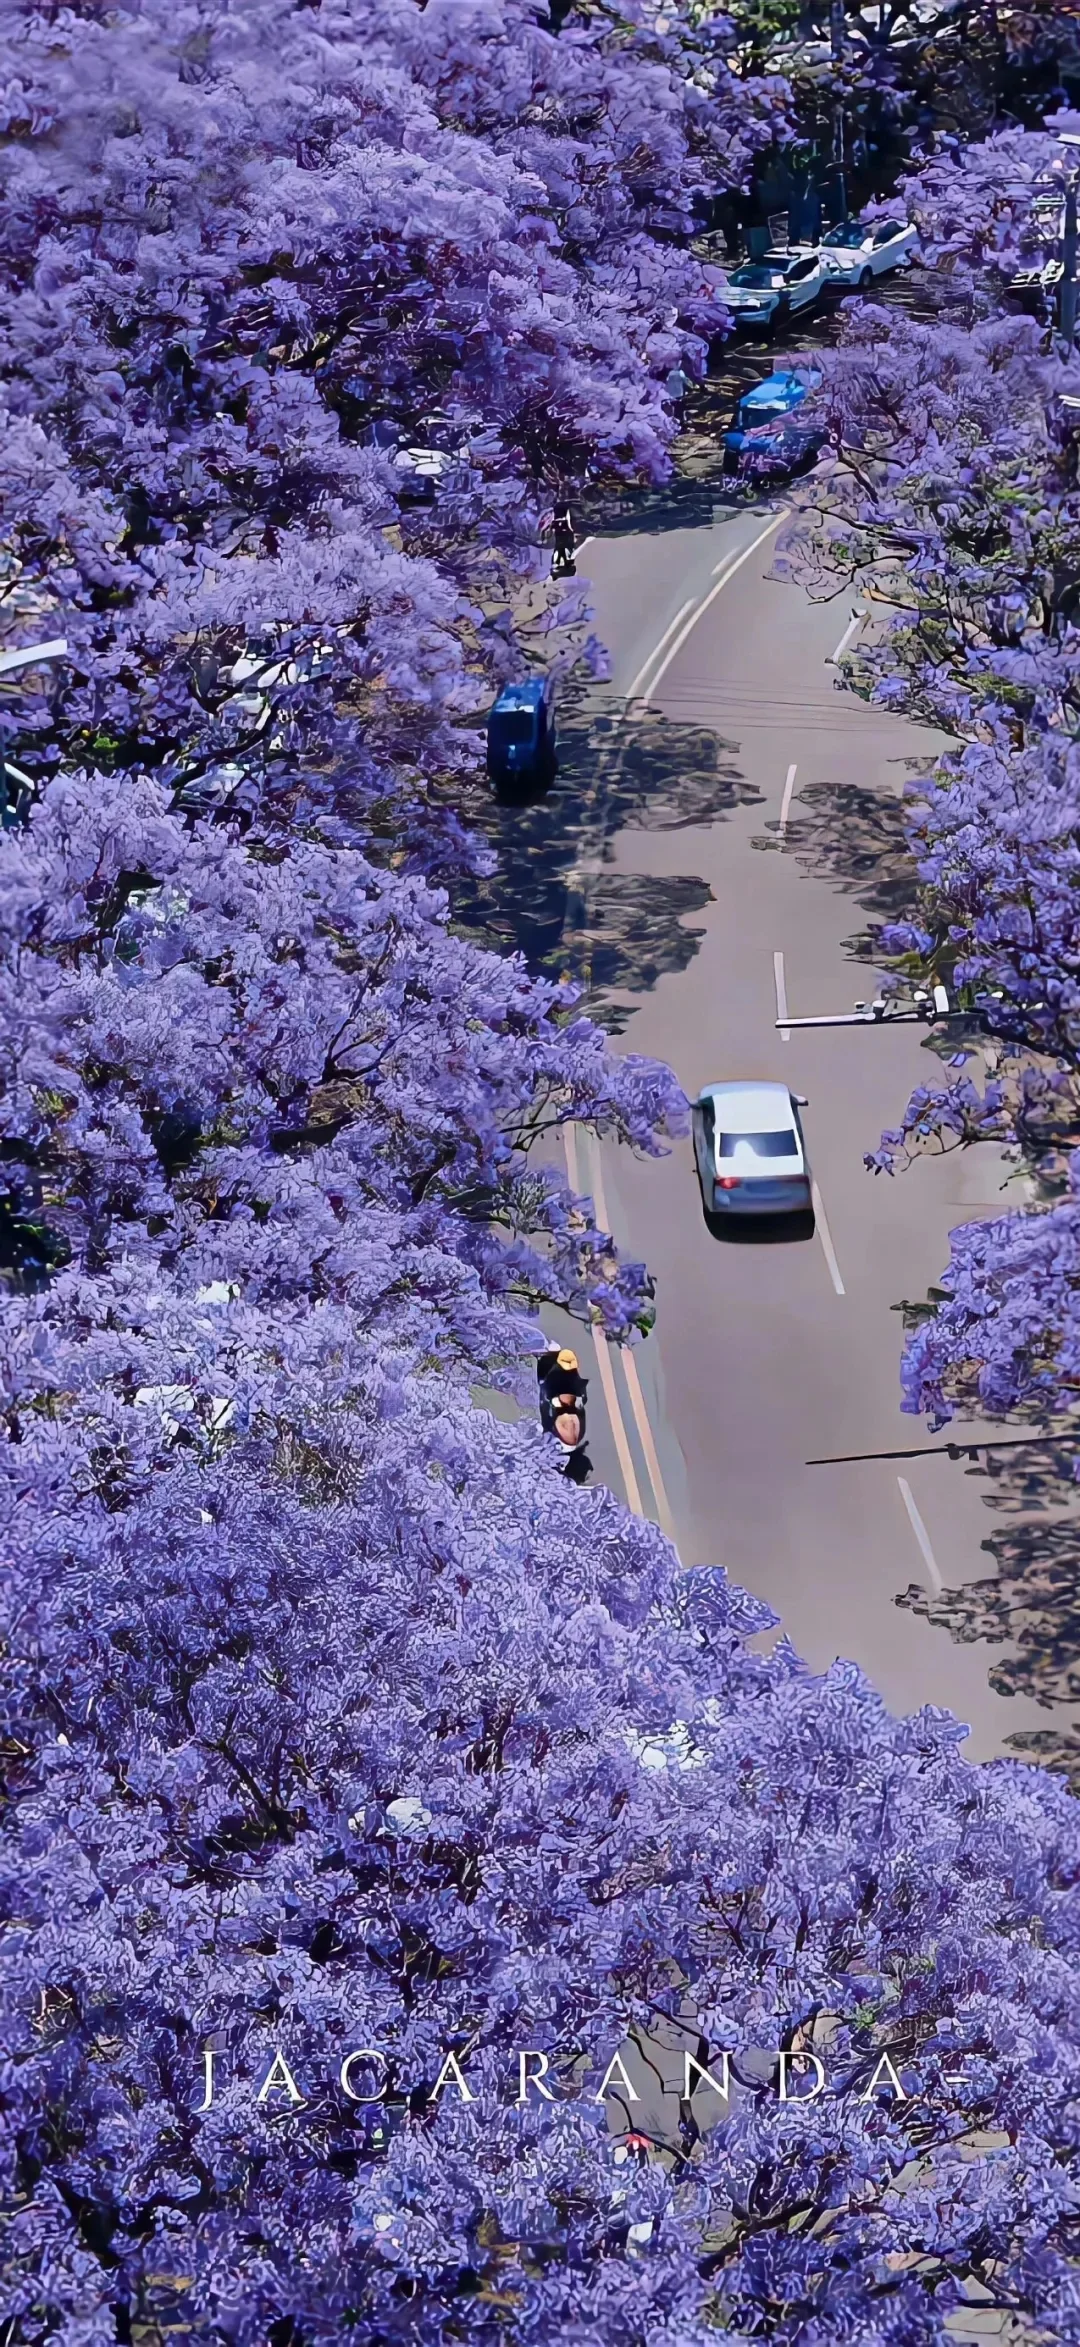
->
[[0, 0, 786, 842], [2, 5, 1080, 2342], [780, 118, 1080, 1431]]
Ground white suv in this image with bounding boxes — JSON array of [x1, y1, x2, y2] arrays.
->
[[820, 217, 917, 289], [722, 248, 830, 330]]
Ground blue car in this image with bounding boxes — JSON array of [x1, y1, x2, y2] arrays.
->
[[722, 371, 826, 480], [486, 676, 557, 793]]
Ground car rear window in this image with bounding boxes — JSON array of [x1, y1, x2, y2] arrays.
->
[[717, 1130, 797, 1158]]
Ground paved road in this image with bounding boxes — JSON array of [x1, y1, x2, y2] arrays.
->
[[566, 496, 1046, 1764]]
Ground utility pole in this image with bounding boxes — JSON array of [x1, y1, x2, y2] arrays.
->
[[829, 4, 847, 222], [1056, 134, 1080, 353], [1061, 175, 1078, 351]]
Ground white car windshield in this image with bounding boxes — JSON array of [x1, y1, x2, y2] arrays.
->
[[823, 224, 865, 247], [729, 267, 783, 288]]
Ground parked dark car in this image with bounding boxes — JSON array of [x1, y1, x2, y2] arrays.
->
[[486, 677, 557, 792]]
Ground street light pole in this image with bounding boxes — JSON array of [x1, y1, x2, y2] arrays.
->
[[827, 2, 847, 221], [1061, 177, 1078, 350], [1056, 134, 1080, 352], [776, 984, 954, 1033]]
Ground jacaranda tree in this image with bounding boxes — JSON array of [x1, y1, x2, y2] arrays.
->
[[3, 8, 1080, 2344], [0, 0, 787, 851], [6, 1169, 1080, 2343], [781, 118, 1080, 1435]]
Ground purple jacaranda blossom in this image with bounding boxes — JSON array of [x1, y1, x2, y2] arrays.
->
[[780, 124, 1080, 1436], [896, 1149, 1080, 1422], [3, 17, 1080, 2344], [6, 1387, 1080, 2343], [0, 764, 684, 1353], [0, 0, 785, 857]]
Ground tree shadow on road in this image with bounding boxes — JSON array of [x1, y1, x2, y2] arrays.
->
[[589, 472, 744, 540], [758, 775, 923, 968], [753, 770, 1080, 1771], [784, 764, 1080, 1777], [453, 686, 760, 1024], [896, 1437, 1080, 1791], [583, 369, 770, 542]]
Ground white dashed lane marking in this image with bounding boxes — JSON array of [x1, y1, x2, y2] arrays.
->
[[897, 1477, 943, 1592]]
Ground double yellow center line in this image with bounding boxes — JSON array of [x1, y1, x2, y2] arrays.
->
[[561, 1121, 677, 1544]]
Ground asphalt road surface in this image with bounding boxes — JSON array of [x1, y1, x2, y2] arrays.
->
[[563, 495, 1048, 1766]]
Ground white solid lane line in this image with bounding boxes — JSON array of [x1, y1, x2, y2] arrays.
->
[[626, 598, 696, 703], [640, 507, 790, 707], [773, 949, 790, 1042], [897, 1477, 943, 1593], [810, 1181, 846, 1297], [828, 605, 866, 666], [561, 1122, 645, 1517], [779, 761, 798, 839]]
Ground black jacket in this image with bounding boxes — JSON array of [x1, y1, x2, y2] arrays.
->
[[537, 1351, 588, 1407]]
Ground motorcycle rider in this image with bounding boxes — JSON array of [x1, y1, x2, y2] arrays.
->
[[537, 1344, 588, 1418], [537, 1344, 592, 1483], [551, 503, 576, 577]]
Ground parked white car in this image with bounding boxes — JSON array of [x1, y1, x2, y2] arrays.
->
[[721, 248, 830, 330], [692, 1080, 812, 1222], [820, 217, 917, 288]]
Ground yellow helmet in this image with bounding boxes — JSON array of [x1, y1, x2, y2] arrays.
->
[[556, 1348, 579, 1372]]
